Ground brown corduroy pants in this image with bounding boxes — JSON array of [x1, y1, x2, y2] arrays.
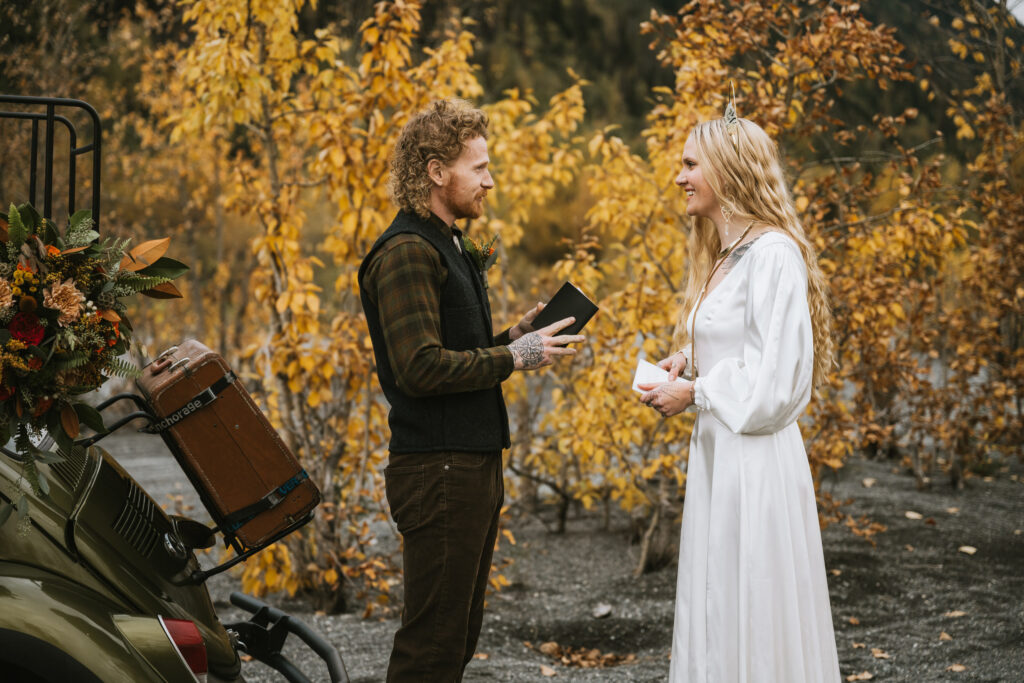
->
[[384, 450, 504, 683]]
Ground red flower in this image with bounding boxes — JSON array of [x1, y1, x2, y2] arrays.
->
[[9, 312, 45, 346], [0, 386, 12, 401], [27, 357, 43, 370], [33, 397, 53, 417]]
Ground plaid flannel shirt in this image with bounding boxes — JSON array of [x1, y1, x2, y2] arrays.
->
[[361, 214, 514, 397]]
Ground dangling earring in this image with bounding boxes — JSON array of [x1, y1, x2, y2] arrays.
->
[[721, 203, 735, 242]]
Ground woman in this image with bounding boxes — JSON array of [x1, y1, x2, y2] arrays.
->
[[638, 114, 841, 682]]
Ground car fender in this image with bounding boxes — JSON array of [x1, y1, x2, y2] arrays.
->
[[0, 563, 197, 682]]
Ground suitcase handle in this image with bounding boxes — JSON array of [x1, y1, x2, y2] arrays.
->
[[149, 355, 190, 375], [167, 357, 191, 373], [144, 345, 179, 371]]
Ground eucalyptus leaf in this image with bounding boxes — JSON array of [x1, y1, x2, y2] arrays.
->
[[16, 493, 28, 519], [37, 472, 49, 497]]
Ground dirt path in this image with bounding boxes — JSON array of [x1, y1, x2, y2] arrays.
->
[[107, 433, 1023, 681]]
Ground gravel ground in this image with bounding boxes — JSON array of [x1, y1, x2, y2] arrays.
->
[[107, 433, 1024, 682]]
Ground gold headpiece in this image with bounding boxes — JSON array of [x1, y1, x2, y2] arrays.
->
[[724, 81, 739, 152]]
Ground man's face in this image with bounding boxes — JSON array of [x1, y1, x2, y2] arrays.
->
[[440, 136, 494, 220]]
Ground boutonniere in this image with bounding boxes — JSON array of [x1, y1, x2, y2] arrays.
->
[[461, 233, 499, 288]]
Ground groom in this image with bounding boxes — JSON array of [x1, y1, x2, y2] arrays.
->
[[358, 99, 583, 682]]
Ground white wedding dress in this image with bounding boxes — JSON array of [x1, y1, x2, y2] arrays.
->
[[670, 232, 841, 682]]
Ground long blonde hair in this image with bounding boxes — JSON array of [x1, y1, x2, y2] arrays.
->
[[672, 117, 834, 389]]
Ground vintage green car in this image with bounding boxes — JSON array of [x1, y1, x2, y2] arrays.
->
[[0, 431, 345, 683]]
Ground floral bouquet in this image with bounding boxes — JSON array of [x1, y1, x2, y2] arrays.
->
[[0, 201, 186, 517]]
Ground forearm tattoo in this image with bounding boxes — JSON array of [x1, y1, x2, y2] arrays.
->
[[509, 331, 545, 369]]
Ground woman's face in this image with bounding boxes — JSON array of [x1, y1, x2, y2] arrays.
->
[[675, 135, 719, 220]]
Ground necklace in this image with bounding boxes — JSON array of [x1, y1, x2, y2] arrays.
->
[[717, 231, 746, 257], [690, 220, 755, 379]]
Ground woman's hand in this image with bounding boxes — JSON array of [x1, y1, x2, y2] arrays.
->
[[638, 380, 693, 418], [509, 301, 545, 341], [657, 350, 688, 381]]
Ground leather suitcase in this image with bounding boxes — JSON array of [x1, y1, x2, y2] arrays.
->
[[137, 339, 320, 548]]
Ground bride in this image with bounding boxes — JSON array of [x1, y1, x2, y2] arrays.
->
[[638, 109, 842, 682]]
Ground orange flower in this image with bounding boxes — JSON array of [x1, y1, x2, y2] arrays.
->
[[46, 245, 61, 257]]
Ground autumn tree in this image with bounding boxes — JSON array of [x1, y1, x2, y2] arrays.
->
[[137, 0, 585, 612], [501, 0, 985, 572]]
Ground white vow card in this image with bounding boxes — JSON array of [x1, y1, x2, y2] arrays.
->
[[631, 358, 682, 393]]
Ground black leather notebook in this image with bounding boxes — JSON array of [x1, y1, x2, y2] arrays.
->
[[531, 281, 599, 336]]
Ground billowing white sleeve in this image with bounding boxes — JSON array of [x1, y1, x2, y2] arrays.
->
[[692, 242, 814, 435]]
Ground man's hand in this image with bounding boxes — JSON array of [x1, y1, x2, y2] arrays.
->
[[508, 316, 584, 370], [657, 351, 688, 381], [509, 301, 545, 342]]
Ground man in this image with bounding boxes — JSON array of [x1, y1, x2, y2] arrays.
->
[[358, 99, 582, 682]]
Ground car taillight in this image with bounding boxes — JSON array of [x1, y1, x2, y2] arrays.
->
[[160, 617, 208, 682]]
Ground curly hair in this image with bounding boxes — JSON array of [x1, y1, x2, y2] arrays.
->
[[672, 117, 835, 391], [389, 99, 490, 219]]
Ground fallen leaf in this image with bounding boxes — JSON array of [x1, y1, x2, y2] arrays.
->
[[871, 647, 890, 659], [848, 616, 861, 625], [983, 476, 994, 482], [592, 603, 612, 618], [852, 642, 866, 649], [846, 672, 874, 681], [946, 663, 967, 672], [925, 517, 937, 526], [473, 653, 489, 660], [539, 642, 561, 657], [905, 511, 923, 520], [830, 568, 842, 576], [946, 507, 959, 514], [905, 544, 915, 552], [541, 664, 557, 677], [944, 610, 967, 618], [862, 477, 876, 488], [240, 653, 253, 662], [939, 631, 952, 641], [1015, 530, 1022, 536], [958, 545, 977, 555]]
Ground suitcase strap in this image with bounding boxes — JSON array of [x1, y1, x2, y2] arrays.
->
[[141, 371, 237, 434], [221, 469, 311, 532]]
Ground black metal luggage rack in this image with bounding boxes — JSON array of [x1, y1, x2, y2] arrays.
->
[[82, 380, 316, 584]]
